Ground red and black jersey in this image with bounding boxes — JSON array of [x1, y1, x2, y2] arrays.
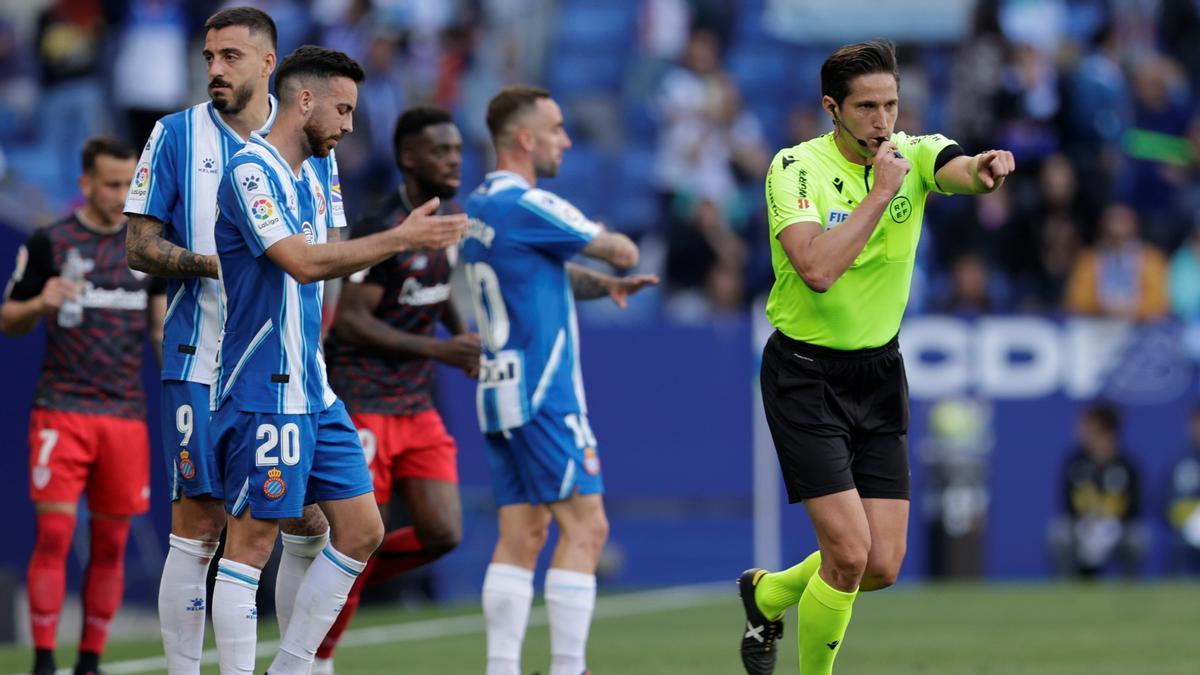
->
[[326, 190, 459, 416], [4, 214, 165, 418]]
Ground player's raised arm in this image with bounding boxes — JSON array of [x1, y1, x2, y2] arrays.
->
[[934, 149, 1016, 195], [565, 263, 659, 308], [126, 214, 220, 278], [775, 141, 907, 293], [264, 197, 467, 283]]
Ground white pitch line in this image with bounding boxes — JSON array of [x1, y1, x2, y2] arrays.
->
[[71, 581, 729, 674]]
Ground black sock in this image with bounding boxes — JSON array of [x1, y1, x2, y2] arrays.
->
[[74, 650, 100, 674], [33, 648, 56, 674]]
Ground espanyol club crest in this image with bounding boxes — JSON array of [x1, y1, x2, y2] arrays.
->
[[316, 189, 327, 217], [584, 447, 601, 476], [178, 450, 196, 480], [263, 468, 286, 499]]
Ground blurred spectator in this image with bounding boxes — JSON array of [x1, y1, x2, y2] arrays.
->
[[933, 253, 1000, 315], [1064, 203, 1169, 321], [1048, 403, 1147, 578], [652, 27, 767, 318], [1169, 221, 1200, 322], [35, 0, 110, 200], [946, 0, 1006, 151], [993, 42, 1061, 161], [1117, 53, 1193, 250], [110, 0, 189, 147], [1166, 406, 1200, 574]]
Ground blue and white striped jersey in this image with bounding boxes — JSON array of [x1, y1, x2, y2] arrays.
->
[[211, 133, 339, 414], [123, 98, 347, 384], [462, 171, 600, 433]]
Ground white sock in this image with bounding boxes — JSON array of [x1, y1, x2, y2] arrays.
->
[[212, 559, 262, 675], [483, 563, 535, 675], [159, 534, 218, 675], [311, 657, 334, 675], [276, 530, 329, 637], [545, 568, 597, 675], [268, 545, 365, 675]]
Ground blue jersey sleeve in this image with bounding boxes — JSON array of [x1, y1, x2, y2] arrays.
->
[[512, 188, 600, 260], [124, 120, 178, 222], [224, 159, 301, 257]]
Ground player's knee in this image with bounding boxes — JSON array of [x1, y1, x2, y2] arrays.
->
[[338, 515, 385, 561], [33, 517, 74, 560], [864, 559, 902, 590], [418, 520, 462, 557], [824, 539, 870, 581]]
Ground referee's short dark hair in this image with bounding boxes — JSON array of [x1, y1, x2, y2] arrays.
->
[[81, 136, 135, 174], [486, 85, 552, 143], [394, 106, 455, 155], [204, 6, 278, 51], [821, 40, 900, 106], [275, 45, 365, 100]]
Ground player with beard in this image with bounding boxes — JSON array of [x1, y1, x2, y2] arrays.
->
[[122, 8, 337, 673], [465, 86, 659, 675], [208, 46, 467, 674], [2, 137, 164, 675], [315, 106, 479, 674]]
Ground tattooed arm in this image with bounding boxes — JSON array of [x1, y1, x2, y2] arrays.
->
[[566, 263, 659, 308], [126, 214, 219, 279]]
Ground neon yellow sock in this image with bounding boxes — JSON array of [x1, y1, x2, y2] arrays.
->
[[797, 571, 857, 675], [754, 551, 821, 619]]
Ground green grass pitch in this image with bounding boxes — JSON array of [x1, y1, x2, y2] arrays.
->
[[2, 581, 1197, 674]]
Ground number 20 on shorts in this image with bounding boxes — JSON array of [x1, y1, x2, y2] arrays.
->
[[255, 423, 301, 466]]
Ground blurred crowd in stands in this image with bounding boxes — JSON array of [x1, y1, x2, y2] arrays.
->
[[0, 0, 1198, 323]]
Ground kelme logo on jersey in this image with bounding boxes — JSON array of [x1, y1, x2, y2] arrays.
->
[[178, 450, 196, 480], [251, 198, 275, 221], [241, 174, 261, 192], [263, 468, 286, 499], [889, 196, 912, 223]]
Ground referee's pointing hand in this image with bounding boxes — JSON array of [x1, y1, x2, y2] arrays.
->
[[872, 141, 910, 197], [972, 149, 1016, 191]]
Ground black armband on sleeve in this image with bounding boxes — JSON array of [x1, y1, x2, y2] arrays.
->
[[933, 144, 966, 174]]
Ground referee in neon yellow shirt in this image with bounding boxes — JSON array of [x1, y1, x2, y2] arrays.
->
[[738, 40, 1015, 674]]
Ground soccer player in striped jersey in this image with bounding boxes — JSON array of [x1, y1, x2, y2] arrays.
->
[[2, 137, 164, 675], [463, 86, 658, 675], [122, 9, 340, 672], [208, 46, 467, 674], [316, 105, 477, 674]]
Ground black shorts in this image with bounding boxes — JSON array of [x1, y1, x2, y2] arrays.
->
[[760, 330, 911, 503]]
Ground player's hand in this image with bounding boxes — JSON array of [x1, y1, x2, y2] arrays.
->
[[393, 198, 469, 251], [437, 332, 481, 374], [607, 274, 660, 309], [871, 141, 910, 198], [39, 276, 80, 313], [972, 149, 1016, 192]]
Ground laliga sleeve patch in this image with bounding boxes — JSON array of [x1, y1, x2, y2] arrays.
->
[[521, 189, 602, 237]]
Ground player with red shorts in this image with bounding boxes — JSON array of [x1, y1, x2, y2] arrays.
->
[[316, 106, 479, 673], [0, 137, 165, 675]]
